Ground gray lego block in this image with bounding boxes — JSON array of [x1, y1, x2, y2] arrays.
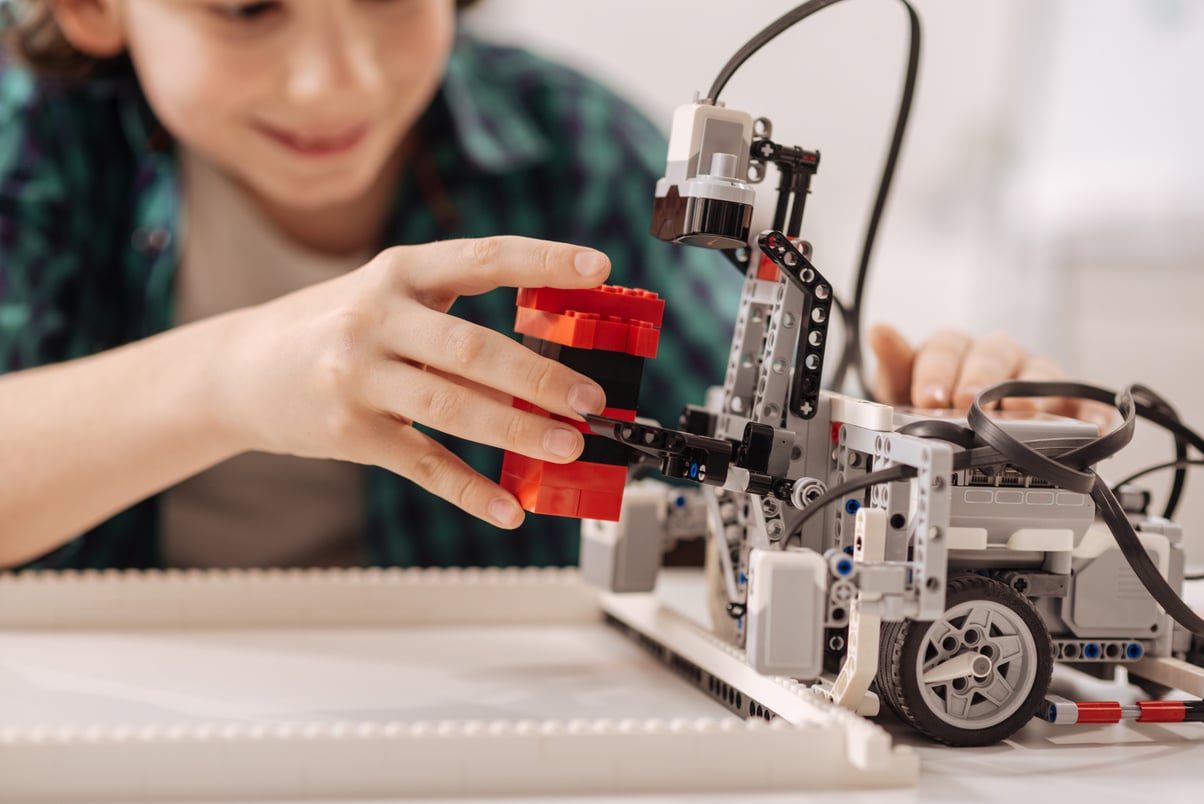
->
[[745, 548, 827, 679], [579, 485, 667, 594]]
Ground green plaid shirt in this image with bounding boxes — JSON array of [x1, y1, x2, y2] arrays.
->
[[0, 36, 739, 570]]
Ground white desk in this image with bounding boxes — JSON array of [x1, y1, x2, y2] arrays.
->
[[0, 568, 1200, 802]]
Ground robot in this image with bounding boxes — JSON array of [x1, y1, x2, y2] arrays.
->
[[562, 2, 1204, 747]]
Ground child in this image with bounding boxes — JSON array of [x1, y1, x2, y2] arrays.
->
[[0, 0, 1088, 572]]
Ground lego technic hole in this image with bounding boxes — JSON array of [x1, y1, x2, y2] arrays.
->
[[962, 628, 981, 646], [1105, 643, 1121, 659], [890, 514, 906, 530], [926, 577, 941, 593], [878, 575, 1052, 747], [1062, 643, 1079, 659]]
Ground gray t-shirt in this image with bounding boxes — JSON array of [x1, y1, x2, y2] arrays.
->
[[160, 151, 365, 568]]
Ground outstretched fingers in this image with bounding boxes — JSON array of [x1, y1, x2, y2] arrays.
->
[[910, 329, 972, 408], [869, 323, 916, 405], [391, 237, 611, 309], [384, 305, 606, 421], [363, 359, 590, 464], [375, 423, 525, 529], [951, 333, 1026, 409]]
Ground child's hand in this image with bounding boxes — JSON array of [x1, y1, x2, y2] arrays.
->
[[219, 237, 611, 529], [869, 323, 1115, 433]]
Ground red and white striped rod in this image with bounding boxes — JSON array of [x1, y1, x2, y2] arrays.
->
[[1041, 698, 1204, 725]]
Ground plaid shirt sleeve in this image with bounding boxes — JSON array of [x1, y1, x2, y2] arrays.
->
[[0, 67, 78, 372]]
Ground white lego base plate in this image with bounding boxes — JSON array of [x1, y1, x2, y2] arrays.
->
[[0, 568, 916, 800]]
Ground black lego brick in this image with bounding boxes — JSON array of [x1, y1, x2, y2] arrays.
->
[[579, 433, 633, 466]]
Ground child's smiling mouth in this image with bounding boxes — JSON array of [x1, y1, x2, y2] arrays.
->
[[252, 121, 371, 157]]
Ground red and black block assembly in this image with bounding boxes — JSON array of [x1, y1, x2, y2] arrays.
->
[[500, 285, 664, 521]]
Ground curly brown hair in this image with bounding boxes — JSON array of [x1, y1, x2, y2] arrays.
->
[[4, 0, 483, 81]]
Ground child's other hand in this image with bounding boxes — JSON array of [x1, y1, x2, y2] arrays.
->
[[219, 237, 611, 529], [868, 323, 1115, 433]]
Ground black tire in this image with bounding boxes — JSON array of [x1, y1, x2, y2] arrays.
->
[[876, 620, 910, 721], [878, 575, 1053, 747]]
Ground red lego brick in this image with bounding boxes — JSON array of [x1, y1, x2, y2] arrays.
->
[[626, 319, 661, 358], [502, 453, 626, 495], [591, 316, 633, 352], [756, 253, 781, 282], [501, 450, 538, 482], [516, 285, 664, 328], [541, 461, 626, 493], [525, 485, 582, 518], [515, 308, 659, 357], [506, 464, 625, 519], [576, 490, 625, 521], [503, 283, 662, 520], [503, 471, 581, 517], [514, 308, 600, 349]]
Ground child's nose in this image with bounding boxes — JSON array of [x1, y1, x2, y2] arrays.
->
[[286, 24, 383, 103]]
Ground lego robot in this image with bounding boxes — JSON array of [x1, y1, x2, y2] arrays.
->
[[505, 0, 1204, 746]]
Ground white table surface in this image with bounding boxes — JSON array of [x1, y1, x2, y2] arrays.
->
[[2, 569, 1201, 803]]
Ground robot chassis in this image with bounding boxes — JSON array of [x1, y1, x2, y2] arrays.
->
[[578, 99, 1204, 747]]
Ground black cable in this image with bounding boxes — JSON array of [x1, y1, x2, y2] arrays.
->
[[896, 419, 977, 449], [1129, 387, 1190, 520], [1111, 459, 1204, 492], [706, 0, 921, 400], [968, 382, 1204, 638], [831, 3, 921, 399], [708, 0, 848, 101]]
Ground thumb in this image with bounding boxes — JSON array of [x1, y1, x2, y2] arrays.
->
[[868, 323, 915, 405]]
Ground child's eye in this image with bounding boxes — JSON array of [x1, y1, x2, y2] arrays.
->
[[210, 2, 282, 22]]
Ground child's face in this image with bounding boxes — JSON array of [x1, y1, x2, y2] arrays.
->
[[99, 0, 455, 210]]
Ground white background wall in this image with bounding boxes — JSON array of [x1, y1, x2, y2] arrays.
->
[[466, 0, 1023, 345], [464, 0, 1204, 562]]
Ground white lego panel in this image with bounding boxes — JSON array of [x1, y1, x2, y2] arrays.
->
[[1130, 656, 1204, 698], [0, 568, 916, 799], [828, 508, 887, 712], [829, 391, 894, 432], [600, 591, 917, 781]]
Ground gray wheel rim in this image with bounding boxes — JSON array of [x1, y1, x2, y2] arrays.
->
[[915, 599, 1039, 730]]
